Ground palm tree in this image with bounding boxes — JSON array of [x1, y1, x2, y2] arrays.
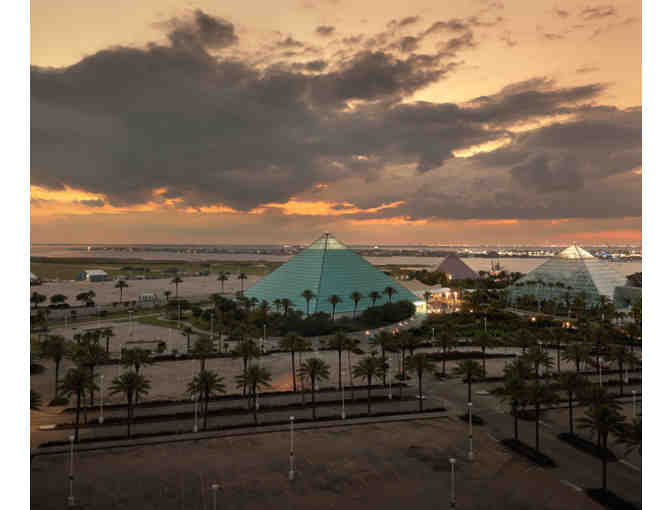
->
[[187, 370, 225, 430], [370, 331, 396, 385], [101, 328, 115, 354], [163, 290, 172, 303], [279, 333, 305, 392], [328, 295, 342, 321], [121, 347, 153, 374], [453, 359, 484, 403], [344, 336, 363, 402], [59, 368, 96, 441], [40, 335, 68, 401], [495, 362, 530, 441], [235, 365, 272, 425], [522, 344, 553, 379], [192, 336, 216, 372], [472, 331, 499, 377], [350, 291, 362, 318], [555, 371, 589, 435], [272, 298, 282, 313], [171, 276, 183, 299], [237, 272, 248, 293], [525, 380, 558, 452], [298, 358, 330, 419], [281, 298, 294, 317], [31, 292, 47, 309], [109, 371, 151, 439], [383, 286, 398, 304], [301, 289, 315, 316], [578, 401, 626, 492], [368, 290, 381, 308], [217, 272, 229, 290], [563, 342, 590, 374], [327, 331, 350, 390], [606, 344, 639, 396], [435, 331, 458, 376], [353, 356, 385, 415], [70, 337, 108, 407], [405, 353, 435, 411], [514, 329, 536, 354], [115, 280, 129, 303], [232, 339, 262, 396]]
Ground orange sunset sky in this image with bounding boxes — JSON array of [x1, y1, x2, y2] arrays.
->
[[30, 0, 641, 245]]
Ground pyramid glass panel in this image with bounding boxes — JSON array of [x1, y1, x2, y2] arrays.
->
[[507, 244, 626, 307], [245, 233, 419, 315]]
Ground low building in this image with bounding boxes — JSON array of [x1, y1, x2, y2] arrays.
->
[[138, 293, 158, 303], [76, 269, 109, 282]]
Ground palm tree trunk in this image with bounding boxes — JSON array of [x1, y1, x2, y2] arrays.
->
[[535, 401, 540, 451], [203, 395, 209, 430], [253, 388, 258, 425], [291, 350, 296, 392], [619, 361, 624, 397], [418, 374, 423, 412], [311, 379, 316, 420], [367, 379, 372, 415], [467, 378, 472, 403], [514, 404, 519, 440], [381, 347, 386, 385], [54, 361, 60, 401], [348, 350, 354, 402], [89, 365, 95, 407], [569, 393, 574, 435], [557, 346, 561, 372], [442, 346, 447, 376], [127, 398, 132, 439], [482, 347, 486, 376], [75, 392, 81, 442], [243, 358, 248, 396]]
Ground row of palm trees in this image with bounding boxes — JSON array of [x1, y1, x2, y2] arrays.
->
[[298, 286, 399, 318]]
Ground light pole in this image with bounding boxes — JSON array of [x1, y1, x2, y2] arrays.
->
[[289, 416, 295, 481], [467, 402, 474, 461], [632, 390, 637, 420], [598, 356, 602, 387], [98, 374, 104, 424], [192, 394, 198, 433], [211, 483, 220, 509], [449, 458, 456, 508], [68, 435, 75, 507], [387, 357, 392, 400]]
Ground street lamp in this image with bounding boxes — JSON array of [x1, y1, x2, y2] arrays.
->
[[192, 394, 198, 433], [67, 435, 75, 507], [449, 458, 456, 508], [467, 402, 474, 461], [98, 374, 104, 424], [211, 483, 220, 509], [289, 416, 295, 481]]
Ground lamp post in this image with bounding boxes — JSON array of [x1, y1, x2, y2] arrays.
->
[[67, 435, 75, 507], [599, 356, 602, 387], [387, 357, 392, 400], [98, 374, 104, 424], [211, 483, 220, 509], [289, 416, 295, 481], [449, 458, 456, 508], [192, 394, 198, 433], [467, 402, 474, 461]]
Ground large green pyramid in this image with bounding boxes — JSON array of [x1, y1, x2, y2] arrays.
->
[[244, 233, 419, 315], [507, 245, 627, 307]]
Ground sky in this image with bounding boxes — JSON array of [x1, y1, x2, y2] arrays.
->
[[30, 0, 641, 246]]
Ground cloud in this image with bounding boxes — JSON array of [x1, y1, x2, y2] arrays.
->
[[553, 8, 570, 18], [576, 65, 599, 74], [165, 9, 238, 50], [276, 36, 304, 48], [31, 11, 639, 227], [315, 25, 335, 36], [581, 5, 617, 20]]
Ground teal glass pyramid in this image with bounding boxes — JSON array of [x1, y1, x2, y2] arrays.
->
[[244, 233, 419, 315], [507, 245, 627, 307]]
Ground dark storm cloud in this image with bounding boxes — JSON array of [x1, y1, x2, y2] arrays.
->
[[78, 199, 105, 208], [315, 25, 335, 36], [31, 11, 639, 224], [166, 9, 238, 50]]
